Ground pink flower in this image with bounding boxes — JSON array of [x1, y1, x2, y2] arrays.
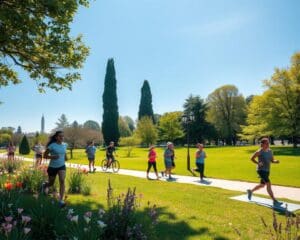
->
[[4, 216, 13, 222], [1, 223, 13, 233], [84, 211, 92, 218], [21, 216, 31, 224]]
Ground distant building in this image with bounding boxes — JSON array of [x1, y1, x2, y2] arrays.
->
[[41, 115, 45, 134]]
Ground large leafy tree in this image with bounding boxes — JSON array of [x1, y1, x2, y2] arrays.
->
[[0, 0, 89, 91], [158, 111, 184, 142], [123, 116, 135, 132], [243, 53, 300, 147], [138, 80, 154, 123], [102, 58, 120, 145], [83, 120, 101, 131], [207, 85, 247, 145], [183, 95, 213, 143], [135, 116, 157, 146], [118, 117, 132, 137]]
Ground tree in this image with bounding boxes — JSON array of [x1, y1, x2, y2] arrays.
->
[[16, 126, 22, 134], [207, 85, 247, 145], [55, 114, 70, 130], [119, 136, 140, 157], [41, 115, 45, 134], [135, 116, 157, 146], [183, 95, 213, 143], [138, 80, 154, 122], [83, 120, 101, 131], [19, 135, 30, 155], [158, 111, 184, 142], [0, 0, 89, 92], [118, 117, 132, 137], [102, 58, 120, 145], [123, 116, 135, 132]]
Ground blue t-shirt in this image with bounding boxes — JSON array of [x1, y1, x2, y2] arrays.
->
[[196, 150, 206, 164], [48, 142, 68, 168], [164, 149, 173, 162], [86, 146, 96, 158]]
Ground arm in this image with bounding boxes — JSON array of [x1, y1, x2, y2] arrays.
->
[[271, 152, 279, 163], [43, 149, 59, 160], [250, 151, 260, 165]]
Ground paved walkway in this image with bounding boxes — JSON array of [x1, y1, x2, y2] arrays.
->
[[2, 154, 300, 202]]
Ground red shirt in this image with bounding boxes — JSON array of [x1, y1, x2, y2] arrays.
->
[[148, 149, 156, 163]]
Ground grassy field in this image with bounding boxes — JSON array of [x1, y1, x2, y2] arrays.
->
[[7, 145, 300, 187], [64, 145, 300, 187], [67, 171, 298, 240]]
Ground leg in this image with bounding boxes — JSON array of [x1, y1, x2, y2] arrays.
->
[[153, 162, 159, 179], [92, 160, 96, 172], [266, 182, 275, 201], [58, 170, 66, 202], [88, 160, 92, 172]]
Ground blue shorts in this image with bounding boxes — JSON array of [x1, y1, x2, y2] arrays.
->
[[164, 160, 172, 168], [257, 170, 270, 184]]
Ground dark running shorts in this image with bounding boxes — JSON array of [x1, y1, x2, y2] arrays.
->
[[47, 165, 66, 177], [35, 154, 43, 159], [88, 157, 95, 161], [257, 170, 270, 184]]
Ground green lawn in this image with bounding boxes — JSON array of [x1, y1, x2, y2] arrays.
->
[[65, 146, 300, 187], [67, 171, 299, 240]]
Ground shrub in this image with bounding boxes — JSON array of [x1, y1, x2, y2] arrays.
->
[[18, 166, 47, 193], [0, 157, 23, 174], [19, 136, 30, 155], [68, 167, 88, 194]]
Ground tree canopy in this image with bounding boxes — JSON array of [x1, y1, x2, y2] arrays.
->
[[138, 80, 154, 122], [0, 0, 89, 92], [158, 111, 184, 142]]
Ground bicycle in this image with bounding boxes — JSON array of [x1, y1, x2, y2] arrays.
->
[[101, 158, 120, 173]]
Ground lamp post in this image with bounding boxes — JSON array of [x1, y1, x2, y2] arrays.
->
[[182, 113, 195, 171]]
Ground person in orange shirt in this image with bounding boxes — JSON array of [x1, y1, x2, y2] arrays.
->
[[146, 145, 159, 180]]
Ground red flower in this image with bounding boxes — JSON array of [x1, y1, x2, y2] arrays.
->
[[15, 181, 23, 188], [4, 182, 13, 191]]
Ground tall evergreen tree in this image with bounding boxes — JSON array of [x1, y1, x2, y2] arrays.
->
[[102, 58, 120, 145], [16, 126, 22, 134], [55, 114, 70, 130], [19, 135, 30, 155], [41, 115, 45, 134], [138, 80, 154, 123]]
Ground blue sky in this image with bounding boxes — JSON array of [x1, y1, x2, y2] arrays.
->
[[1, 0, 300, 133]]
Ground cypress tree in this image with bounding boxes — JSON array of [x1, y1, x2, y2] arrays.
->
[[19, 135, 30, 155], [138, 80, 154, 123], [102, 58, 120, 145]]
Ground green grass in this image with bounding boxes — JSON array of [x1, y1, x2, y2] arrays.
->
[[67, 171, 299, 240], [66, 146, 300, 187]]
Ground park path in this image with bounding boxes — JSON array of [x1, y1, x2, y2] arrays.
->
[[2, 154, 300, 202]]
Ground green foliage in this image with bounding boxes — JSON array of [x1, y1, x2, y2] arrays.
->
[[19, 166, 48, 193], [119, 136, 140, 157], [135, 117, 158, 146], [102, 58, 120, 145], [123, 116, 135, 132], [207, 85, 247, 145], [83, 120, 101, 130], [158, 111, 184, 142], [138, 80, 155, 123], [68, 168, 88, 194], [118, 116, 132, 137], [0, 157, 23, 174], [19, 135, 30, 155], [55, 114, 70, 130], [0, 0, 90, 91], [242, 52, 300, 147]]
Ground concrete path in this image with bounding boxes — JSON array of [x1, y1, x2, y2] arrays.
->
[[2, 154, 300, 202]]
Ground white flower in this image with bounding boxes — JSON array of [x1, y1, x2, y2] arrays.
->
[[71, 215, 78, 224], [68, 209, 74, 215], [84, 216, 91, 224], [17, 208, 24, 214], [8, 204, 13, 208], [97, 220, 107, 228], [24, 227, 31, 235]]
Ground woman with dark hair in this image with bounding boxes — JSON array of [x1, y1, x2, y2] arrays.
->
[[7, 141, 16, 161], [43, 131, 68, 208]]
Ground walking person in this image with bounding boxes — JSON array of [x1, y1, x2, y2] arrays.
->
[[7, 141, 16, 161], [43, 131, 68, 208], [146, 145, 159, 180], [162, 142, 174, 179], [247, 138, 282, 206], [32, 141, 45, 167], [86, 141, 97, 173], [193, 143, 207, 181]]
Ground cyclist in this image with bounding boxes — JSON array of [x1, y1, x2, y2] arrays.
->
[[106, 141, 116, 167]]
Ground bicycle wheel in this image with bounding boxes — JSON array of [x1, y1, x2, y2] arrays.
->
[[101, 159, 108, 171], [112, 160, 120, 173]]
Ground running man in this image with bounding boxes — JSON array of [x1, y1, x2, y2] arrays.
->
[[247, 138, 282, 206]]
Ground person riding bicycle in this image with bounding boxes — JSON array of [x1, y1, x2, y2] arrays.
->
[[106, 141, 116, 167]]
